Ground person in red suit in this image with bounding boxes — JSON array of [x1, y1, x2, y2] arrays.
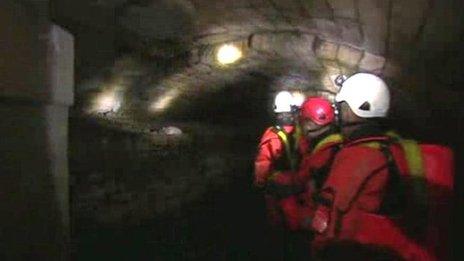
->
[[254, 90, 305, 227], [253, 90, 307, 259], [305, 73, 436, 260], [283, 97, 343, 232]]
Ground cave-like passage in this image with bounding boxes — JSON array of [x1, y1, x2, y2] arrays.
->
[[1, 0, 464, 260]]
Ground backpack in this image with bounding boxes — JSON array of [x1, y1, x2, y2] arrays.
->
[[371, 135, 453, 260]]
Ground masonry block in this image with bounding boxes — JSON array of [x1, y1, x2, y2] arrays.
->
[[337, 45, 363, 67], [314, 38, 339, 60], [359, 52, 386, 72]]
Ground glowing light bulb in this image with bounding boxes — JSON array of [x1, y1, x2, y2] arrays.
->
[[216, 44, 242, 65], [149, 88, 180, 113], [93, 92, 121, 113]]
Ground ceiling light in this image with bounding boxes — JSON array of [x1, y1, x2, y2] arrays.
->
[[92, 91, 121, 113], [216, 44, 242, 65], [149, 88, 180, 113]]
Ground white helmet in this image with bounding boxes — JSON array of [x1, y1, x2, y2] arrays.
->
[[335, 73, 390, 118], [274, 91, 293, 113]]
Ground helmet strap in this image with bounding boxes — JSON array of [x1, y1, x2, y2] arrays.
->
[[334, 102, 342, 128]]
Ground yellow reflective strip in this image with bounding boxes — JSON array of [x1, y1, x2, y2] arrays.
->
[[399, 139, 424, 178], [386, 130, 401, 139], [276, 130, 289, 149], [276, 130, 294, 169], [361, 136, 424, 178], [293, 125, 302, 152], [277, 130, 301, 171], [360, 141, 381, 149], [313, 133, 343, 154], [269, 171, 281, 181]]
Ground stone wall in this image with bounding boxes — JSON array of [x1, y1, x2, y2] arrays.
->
[[61, 0, 463, 135], [0, 1, 74, 259]]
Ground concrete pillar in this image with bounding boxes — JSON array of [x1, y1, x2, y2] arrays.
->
[[0, 1, 73, 260]]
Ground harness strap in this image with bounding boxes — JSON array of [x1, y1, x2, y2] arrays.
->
[[311, 144, 342, 194], [378, 141, 407, 216], [273, 126, 299, 171], [386, 131, 425, 178], [361, 136, 427, 217], [312, 133, 343, 154]]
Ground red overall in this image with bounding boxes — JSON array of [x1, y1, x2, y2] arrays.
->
[[279, 133, 343, 231], [308, 135, 437, 260], [254, 126, 299, 187], [254, 125, 304, 227], [421, 145, 454, 260]]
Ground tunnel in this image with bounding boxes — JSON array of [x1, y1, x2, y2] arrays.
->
[[1, 0, 463, 260]]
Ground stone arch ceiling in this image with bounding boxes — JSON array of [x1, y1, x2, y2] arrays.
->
[[52, 0, 464, 131]]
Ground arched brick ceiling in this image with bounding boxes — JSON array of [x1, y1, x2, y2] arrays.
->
[[52, 0, 464, 131]]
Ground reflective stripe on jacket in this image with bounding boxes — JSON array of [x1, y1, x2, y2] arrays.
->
[[254, 125, 302, 187], [311, 135, 436, 260]]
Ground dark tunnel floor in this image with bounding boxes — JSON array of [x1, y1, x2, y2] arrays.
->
[[73, 173, 304, 261]]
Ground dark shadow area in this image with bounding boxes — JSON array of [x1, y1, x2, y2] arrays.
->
[[69, 73, 283, 260], [50, 0, 196, 95], [73, 173, 272, 260], [69, 118, 289, 260], [164, 72, 274, 128], [316, 241, 404, 261]]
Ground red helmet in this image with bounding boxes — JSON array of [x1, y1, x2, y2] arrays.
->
[[299, 97, 335, 126]]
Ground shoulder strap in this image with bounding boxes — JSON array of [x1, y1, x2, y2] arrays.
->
[[272, 126, 299, 171], [293, 124, 302, 151], [386, 131, 425, 178], [355, 137, 407, 215], [377, 140, 407, 216], [313, 133, 343, 154], [311, 143, 342, 191], [379, 137, 429, 236]]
